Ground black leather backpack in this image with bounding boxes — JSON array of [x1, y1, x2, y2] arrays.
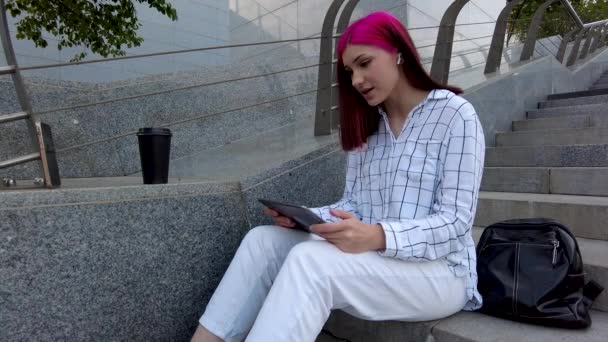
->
[[476, 218, 604, 328]]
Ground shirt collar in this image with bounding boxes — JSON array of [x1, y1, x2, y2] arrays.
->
[[377, 89, 450, 118], [428, 89, 451, 100]]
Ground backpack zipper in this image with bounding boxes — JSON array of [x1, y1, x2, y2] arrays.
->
[[552, 240, 560, 267], [480, 240, 558, 254]]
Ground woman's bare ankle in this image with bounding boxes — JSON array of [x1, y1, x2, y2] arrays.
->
[[191, 324, 223, 342]]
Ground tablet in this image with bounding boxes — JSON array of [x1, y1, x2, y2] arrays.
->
[[258, 198, 325, 232]]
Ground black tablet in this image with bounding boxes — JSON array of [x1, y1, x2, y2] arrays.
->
[[258, 198, 325, 232]]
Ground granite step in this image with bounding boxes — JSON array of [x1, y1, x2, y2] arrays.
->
[[496, 127, 608, 147], [512, 114, 608, 131], [592, 80, 608, 87], [475, 191, 608, 240], [481, 167, 608, 196], [547, 88, 608, 101], [538, 94, 608, 109], [430, 311, 608, 342], [594, 80, 608, 87], [320, 230, 608, 341], [485, 144, 608, 167], [594, 75, 608, 81], [319, 309, 608, 342], [590, 84, 608, 90], [527, 103, 607, 119]]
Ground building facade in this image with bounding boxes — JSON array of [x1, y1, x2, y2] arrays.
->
[[2, 0, 505, 82]]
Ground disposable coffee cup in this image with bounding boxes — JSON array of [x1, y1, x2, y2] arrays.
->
[[137, 128, 172, 184]]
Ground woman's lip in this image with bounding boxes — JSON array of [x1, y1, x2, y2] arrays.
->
[[362, 88, 374, 95]]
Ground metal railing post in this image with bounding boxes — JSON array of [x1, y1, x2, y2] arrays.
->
[[0, 0, 38, 149], [588, 26, 600, 53], [485, 0, 525, 74], [556, 27, 580, 63], [330, 0, 359, 132], [579, 26, 597, 59], [430, 0, 470, 84], [314, 0, 347, 136], [520, 0, 560, 62], [590, 25, 607, 53], [0, 0, 60, 188], [599, 24, 608, 49], [566, 27, 590, 66]]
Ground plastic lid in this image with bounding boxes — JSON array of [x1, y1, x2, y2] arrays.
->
[[137, 127, 172, 136]]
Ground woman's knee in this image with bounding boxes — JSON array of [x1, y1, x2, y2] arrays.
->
[[243, 225, 282, 243], [240, 225, 304, 256], [283, 240, 339, 275]]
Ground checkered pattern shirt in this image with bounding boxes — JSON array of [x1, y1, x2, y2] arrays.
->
[[310, 89, 485, 310]]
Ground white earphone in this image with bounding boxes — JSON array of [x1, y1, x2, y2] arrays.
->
[[397, 53, 403, 65]]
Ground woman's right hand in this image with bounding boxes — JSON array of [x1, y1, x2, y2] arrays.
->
[[263, 208, 296, 228]]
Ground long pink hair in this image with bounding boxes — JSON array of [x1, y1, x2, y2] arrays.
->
[[336, 11, 462, 151]]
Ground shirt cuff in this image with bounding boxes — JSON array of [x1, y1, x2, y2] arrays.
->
[[377, 221, 399, 257]]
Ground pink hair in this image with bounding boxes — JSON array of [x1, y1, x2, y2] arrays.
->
[[336, 11, 462, 151]]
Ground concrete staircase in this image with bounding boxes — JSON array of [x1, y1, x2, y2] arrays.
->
[[468, 72, 608, 337], [319, 73, 608, 341], [477, 72, 608, 317], [590, 73, 608, 90]]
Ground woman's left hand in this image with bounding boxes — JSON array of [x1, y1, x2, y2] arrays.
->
[[310, 209, 386, 253]]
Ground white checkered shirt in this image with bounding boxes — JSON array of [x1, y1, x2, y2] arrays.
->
[[310, 89, 485, 310]]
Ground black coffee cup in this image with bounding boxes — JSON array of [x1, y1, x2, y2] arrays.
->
[[137, 128, 172, 184]]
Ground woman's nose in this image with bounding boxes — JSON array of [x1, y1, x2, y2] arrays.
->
[[351, 71, 363, 88]]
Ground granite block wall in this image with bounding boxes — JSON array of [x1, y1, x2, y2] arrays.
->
[[0, 180, 249, 341], [1, 142, 348, 341], [242, 142, 346, 228]]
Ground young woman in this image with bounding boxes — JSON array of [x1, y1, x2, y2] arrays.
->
[[192, 11, 485, 342]]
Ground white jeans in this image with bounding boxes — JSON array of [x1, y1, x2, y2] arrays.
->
[[199, 225, 467, 342]]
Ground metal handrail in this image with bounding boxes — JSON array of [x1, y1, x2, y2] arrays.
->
[[18, 36, 330, 71], [583, 20, 608, 28], [560, 0, 585, 27], [558, 0, 608, 29], [451, 60, 486, 73], [313, 0, 608, 136], [54, 85, 333, 154], [230, 0, 299, 33], [422, 45, 495, 66], [10, 28, 516, 122], [10, 1, 600, 122], [35, 62, 328, 116], [15, 18, 537, 74], [450, 47, 492, 59], [0, 0, 60, 188], [29, 19, 516, 153], [3, 0, 608, 184], [416, 18, 560, 51]]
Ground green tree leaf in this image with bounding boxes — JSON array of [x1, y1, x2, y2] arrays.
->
[[508, 0, 608, 45], [4, 0, 178, 62]]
